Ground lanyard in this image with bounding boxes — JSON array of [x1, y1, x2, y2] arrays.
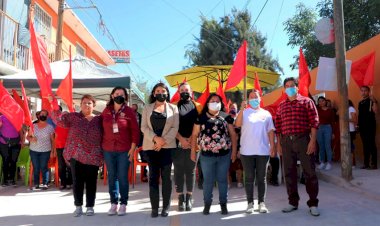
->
[[112, 104, 126, 123]]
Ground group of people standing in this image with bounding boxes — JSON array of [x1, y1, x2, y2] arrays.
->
[[0, 76, 377, 219]]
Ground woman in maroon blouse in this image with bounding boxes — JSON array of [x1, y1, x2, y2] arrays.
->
[[52, 94, 103, 217], [316, 96, 336, 170], [101, 86, 139, 216]]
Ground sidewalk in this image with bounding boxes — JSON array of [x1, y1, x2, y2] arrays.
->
[[316, 162, 380, 201]]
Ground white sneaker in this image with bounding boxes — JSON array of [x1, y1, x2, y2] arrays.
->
[[325, 163, 332, 170], [309, 206, 320, 216], [317, 163, 325, 170], [86, 207, 94, 216], [237, 182, 243, 188], [258, 202, 268, 213], [108, 204, 118, 215], [245, 202, 254, 213], [73, 206, 83, 217], [117, 204, 126, 216]]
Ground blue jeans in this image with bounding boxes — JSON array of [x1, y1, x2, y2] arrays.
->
[[317, 124, 333, 162], [200, 152, 231, 204], [104, 151, 131, 205], [30, 150, 51, 186]]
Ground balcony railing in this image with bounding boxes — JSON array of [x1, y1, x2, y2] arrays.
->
[[0, 9, 30, 71]]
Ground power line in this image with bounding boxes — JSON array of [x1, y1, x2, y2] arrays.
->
[[250, 0, 270, 29], [269, 0, 285, 49]]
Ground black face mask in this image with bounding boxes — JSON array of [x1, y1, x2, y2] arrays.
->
[[39, 116, 47, 121], [114, 96, 125, 104], [180, 92, 190, 101], [155, 94, 167, 102]]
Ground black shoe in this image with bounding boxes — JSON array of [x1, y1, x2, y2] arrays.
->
[[151, 209, 159, 218], [185, 194, 193, 211], [368, 165, 378, 170], [178, 194, 185, 211], [361, 165, 369, 169], [203, 203, 211, 215], [1, 181, 9, 187], [10, 180, 16, 187], [220, 203, 228, 215], [161, 207, 169, 217], [59, 185, 67, 190], [198, 183, 203, 190]]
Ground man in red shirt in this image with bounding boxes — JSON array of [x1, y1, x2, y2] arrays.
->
[[275, 77, 320, 217]]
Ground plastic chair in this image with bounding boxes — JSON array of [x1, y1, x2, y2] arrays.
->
[[103, 159, 133, 186], [29, 155, 59, 188], [132, 147, 148, 185], [16, 147, 31, 186]]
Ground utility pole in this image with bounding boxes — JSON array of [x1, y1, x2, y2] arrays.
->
[[333, 0, 352, 181], [55, 0, 65, 61]]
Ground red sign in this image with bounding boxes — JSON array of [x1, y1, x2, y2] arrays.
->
[[107, 50, 130, 63]]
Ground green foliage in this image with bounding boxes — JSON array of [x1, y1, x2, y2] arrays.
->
[[284, 1, 380, 70]]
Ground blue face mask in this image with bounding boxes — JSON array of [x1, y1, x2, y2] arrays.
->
[[249, 98, 260, 108], [285, 87, 297, 97]]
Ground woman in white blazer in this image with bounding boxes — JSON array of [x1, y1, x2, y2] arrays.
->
[[141, 82, 179, 218]]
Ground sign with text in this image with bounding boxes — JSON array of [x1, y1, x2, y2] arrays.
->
[[107, 50, 130, 63]]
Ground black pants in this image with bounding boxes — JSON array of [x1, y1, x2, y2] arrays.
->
[[57, 148, 72, 186], [0, 143, 21, 183], [70, 158, 99, 207], [270, 156, 280, 183], [146, 149, 173, 210], [360, 126, 377, 167], [173, 148, 196, 193], [281, 134, 319, 207]]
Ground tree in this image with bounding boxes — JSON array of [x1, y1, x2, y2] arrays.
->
[[284, 1, 380, 69], [185, 9, 283, 102]]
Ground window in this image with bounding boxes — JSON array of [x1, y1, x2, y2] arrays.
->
[[34, 4, 52, 39], [76, 43, 85, 56]]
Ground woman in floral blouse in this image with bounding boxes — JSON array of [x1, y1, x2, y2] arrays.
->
[[52, 94, 103, 217], [191, 94, 237, 215]]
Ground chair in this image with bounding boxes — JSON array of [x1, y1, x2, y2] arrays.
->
[[103, 159, 133, 186], [132, 147, 148, 185], [29, 155, 59, 188], [16, 147, 31, 186]]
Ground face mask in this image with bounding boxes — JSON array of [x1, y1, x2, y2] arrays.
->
[[114, 96, 125, 104], [155, 93, 167, 102], [249, 98, 261, 108], [39, 116, 47, 121], [208, 102, 221, 111], [285, 87, 297, 97], [180, 92, 190, 101], [229, 109, 237, 115]]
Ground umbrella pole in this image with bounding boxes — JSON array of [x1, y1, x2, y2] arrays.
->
[[243, 76, 247, 101]]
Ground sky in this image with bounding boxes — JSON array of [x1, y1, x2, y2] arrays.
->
[[66, 0, 321, 92]]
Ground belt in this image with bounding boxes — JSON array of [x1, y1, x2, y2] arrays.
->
[[281, 133, 309, 140]]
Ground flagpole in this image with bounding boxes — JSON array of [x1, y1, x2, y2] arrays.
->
[[243, 40, 247, 101]]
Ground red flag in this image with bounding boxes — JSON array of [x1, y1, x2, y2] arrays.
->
[[216, 72, 228, 111], [351, 51, 376, 87], [254, 72, 264, 107], [0, 83, 24, 131], [264, 92, 288, 118], [170, 78, 187, 103], [56, 46, 74, 112], [30, 19, 53, 99], [21, 81, 33, 128], [225, 40, 247, 91], [197, 77, 210, 106], [11, 89, 24, 109], [298, 48, 311, 97]]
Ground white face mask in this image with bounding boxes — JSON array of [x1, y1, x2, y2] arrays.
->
[[208, 102, 221, 111]]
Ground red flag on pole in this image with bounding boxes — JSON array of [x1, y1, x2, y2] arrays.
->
[[21, 81, 33, 128], [29, 19, 54, 99], [11, 89, 24, 109], [264, 91, 288, 118], [254, 72, 264, 107], [56, 46, 74, 112], [0, 83, 24, 131], [298, 48, 311, 97], [197, 77, 210, 106], [351, 51, 376, 87], [225, 40, 247, 91], [216, 72, 228, 111]]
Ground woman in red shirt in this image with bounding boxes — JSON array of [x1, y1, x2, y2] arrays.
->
[[101, 87, 140, 216]]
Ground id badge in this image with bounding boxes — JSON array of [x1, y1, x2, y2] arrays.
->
[[113, 123, 119, 133]]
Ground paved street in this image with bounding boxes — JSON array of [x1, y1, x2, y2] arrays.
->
[[1, 171, 380, 226]]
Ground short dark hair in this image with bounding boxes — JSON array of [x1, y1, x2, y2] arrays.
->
[[318, 96, 326, 101], [149, 82, 171, 104], [348, 99, 354, 107], [81, 94, 96, 107], [200, 93, 225, 116], [361, 86, 370, 91], [107, 86, 128, 106], [283, 77, 298, 87], [40, 109, 49, 116]]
